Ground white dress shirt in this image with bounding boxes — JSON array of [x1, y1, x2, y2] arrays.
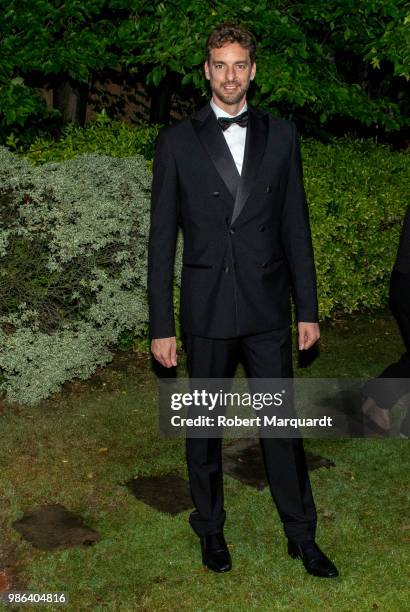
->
[[210, 98, 247, 175]]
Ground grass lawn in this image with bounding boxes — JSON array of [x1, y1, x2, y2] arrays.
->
[[0, 311, 409, 611]]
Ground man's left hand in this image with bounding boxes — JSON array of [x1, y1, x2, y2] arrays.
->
[[298, 322, 320, 350]]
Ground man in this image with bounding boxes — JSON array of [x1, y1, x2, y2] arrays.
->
[[362, 205, 410, 437], [148, 22, 338, 578]]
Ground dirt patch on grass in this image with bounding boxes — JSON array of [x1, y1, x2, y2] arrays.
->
[[12, 504, 100, 551], [125, 474, 192, 515]]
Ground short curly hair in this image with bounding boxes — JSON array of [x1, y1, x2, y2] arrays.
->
[[205, 22, 256, 64]]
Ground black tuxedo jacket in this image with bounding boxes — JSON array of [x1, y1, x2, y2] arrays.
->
[[147, 101, 318, 339]]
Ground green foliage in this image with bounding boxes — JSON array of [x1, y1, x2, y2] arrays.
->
[[0, 146, 152, 405], [0, 0, 121, 136], [302, 137, 409, 317], [123, 0, 410, 131], [1, 1, 409, 140], [365, 6, 410, 79], [24, 111, 160, 164]]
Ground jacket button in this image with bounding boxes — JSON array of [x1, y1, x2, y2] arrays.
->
[[266, 185, 272, 193], [229, 227, 235, 235], [262, 262, 268, 268], [224, 266, 230, 273], [212, 191, 220, 197], [258, 224, 265, 232]]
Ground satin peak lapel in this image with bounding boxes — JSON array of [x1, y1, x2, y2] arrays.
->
[[230, 107, 268, 225], [191, 103, 240, 201]]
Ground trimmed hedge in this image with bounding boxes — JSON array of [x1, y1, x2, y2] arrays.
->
[[303, 137, 409, 316]]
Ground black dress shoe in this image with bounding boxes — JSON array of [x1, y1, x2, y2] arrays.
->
[[200, 532, 232, 573], [288, 540, 339, 578]]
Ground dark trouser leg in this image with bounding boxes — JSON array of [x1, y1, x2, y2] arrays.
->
[[241, 328, 317, 543], [390, 271, 410, 434], [388, 270, 410, 379], [363, 270, 410, 410], [390, 269, 410, 352], [183, 333, 239, 537]]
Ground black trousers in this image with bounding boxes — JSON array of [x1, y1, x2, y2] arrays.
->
[[183, 327, 317, 543], [364, 269, 410, 434]]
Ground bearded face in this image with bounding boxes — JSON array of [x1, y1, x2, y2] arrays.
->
[[204, 42, 256, 111]]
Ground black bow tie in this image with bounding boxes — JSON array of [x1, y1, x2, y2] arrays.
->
[[217, 110, 249, 131]]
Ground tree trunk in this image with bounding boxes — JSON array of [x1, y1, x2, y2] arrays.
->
[[53, 77, 89, 125], [149, 73, 175, 125]]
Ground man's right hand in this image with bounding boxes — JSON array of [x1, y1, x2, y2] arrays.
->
[[151, 336, 177, 368]]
